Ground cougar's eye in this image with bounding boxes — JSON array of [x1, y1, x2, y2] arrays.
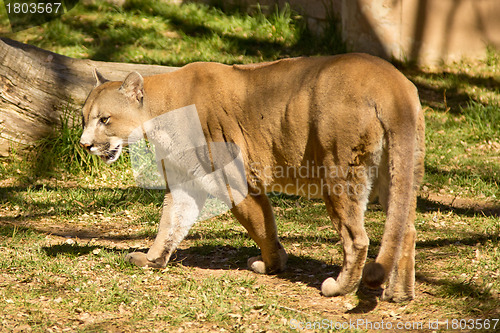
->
[[100, 117, 110, 125]]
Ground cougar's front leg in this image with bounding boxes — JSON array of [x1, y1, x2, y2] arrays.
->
[[126, 190, 203, 268], [231, 190, 287, 274]]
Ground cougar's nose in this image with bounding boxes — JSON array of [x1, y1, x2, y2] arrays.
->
[[80, 141, 93, 151]]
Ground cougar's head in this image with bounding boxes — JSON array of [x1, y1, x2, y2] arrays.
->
[[80, 69, 146, 164]]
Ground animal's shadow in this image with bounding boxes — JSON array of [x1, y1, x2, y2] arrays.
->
[[41, 239, 383, 313], [43, 240, 342, 291]]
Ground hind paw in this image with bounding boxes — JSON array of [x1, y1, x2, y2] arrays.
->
[[321, 277, 343, 297], [321, 276, 360, 297], [381, 288, 414, 303]]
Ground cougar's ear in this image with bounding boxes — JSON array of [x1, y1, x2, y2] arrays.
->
[[119, 71, 144, 105], [93, 68, 109, 86]]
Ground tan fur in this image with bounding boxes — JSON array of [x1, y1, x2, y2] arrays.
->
[[81, 54, 425, 301]]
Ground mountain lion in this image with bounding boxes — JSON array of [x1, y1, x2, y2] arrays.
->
[[80, 54, 425, 302]]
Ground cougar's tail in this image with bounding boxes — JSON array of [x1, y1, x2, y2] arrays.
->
[[362, 82, 423, 289]]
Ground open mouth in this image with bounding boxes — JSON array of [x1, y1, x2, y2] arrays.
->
[[101, 144, 123, 164]]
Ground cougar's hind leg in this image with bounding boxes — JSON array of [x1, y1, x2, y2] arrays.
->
[[379, 118, 424, 302], [382, 203, 416, 302], [231, 190, 287, 274], [366, 111, 424, 302], [370, 177, 416, 302], [321, 178, 371, 297]]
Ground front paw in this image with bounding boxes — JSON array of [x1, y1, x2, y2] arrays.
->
[[247, 249, 288, 274], [125, 252, 166, 268], [247, 256, 267, 274]]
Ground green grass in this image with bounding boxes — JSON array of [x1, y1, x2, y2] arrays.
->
[[0, 0, 499, 332], [406, 58, 500, 199], [423, 100, 500, 199], [3, 0, 344, 66], [0, 1, 9, 33]]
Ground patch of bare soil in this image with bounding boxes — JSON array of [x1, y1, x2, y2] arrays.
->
[[424, 192, 500, 217]]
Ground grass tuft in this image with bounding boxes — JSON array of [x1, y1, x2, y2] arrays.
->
[[28, 108, 102, 177]]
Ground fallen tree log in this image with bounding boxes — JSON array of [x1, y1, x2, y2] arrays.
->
[[0, 38, 177, 156]]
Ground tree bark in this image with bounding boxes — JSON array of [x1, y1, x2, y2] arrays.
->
[[0, 38, 177, 156]]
